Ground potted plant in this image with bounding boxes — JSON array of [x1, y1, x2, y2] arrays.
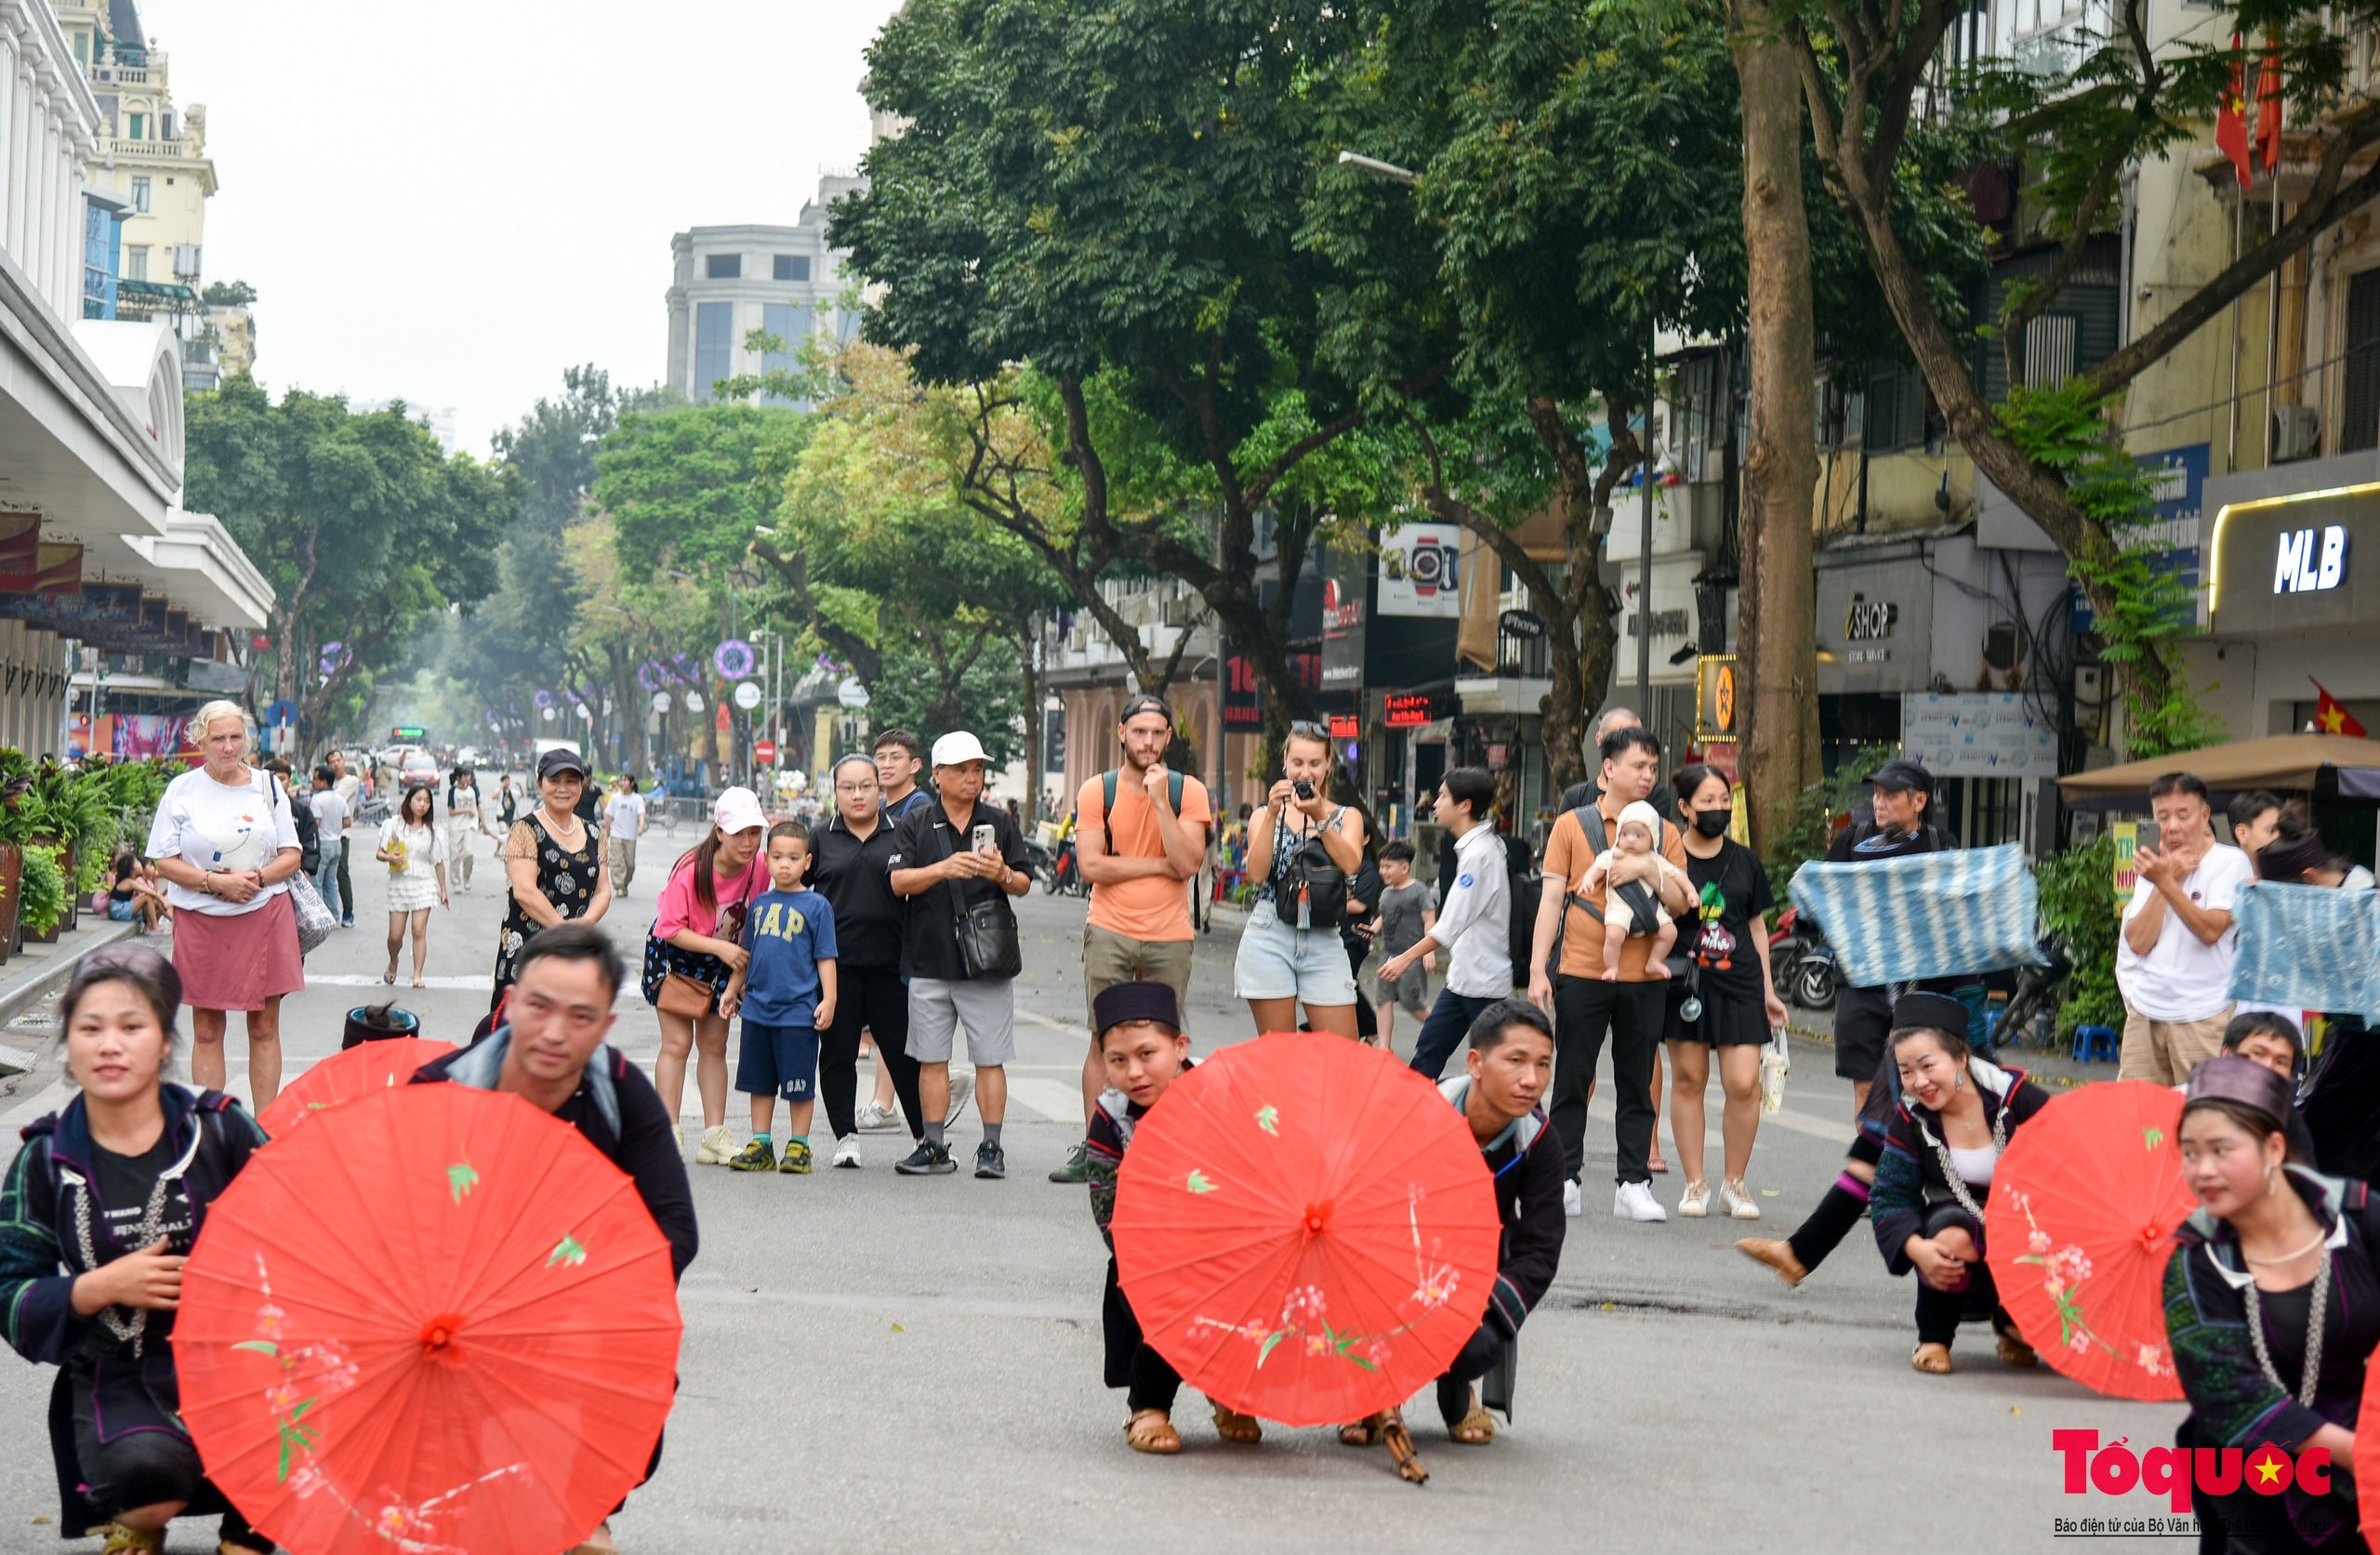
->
[[0, 755, 48, 960], [18, 841, 67, 943]]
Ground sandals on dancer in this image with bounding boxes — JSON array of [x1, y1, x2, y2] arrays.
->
[[1125, 1408, 1182, 1455], [1447, 1390, 1496, 1444], [1210, 1402, 1262, 1443], [1337, 1417, 1383, 1447], [1735, 1236, 1809, 1288], [99, 1526, 164, 1555], [1911, 1342, 1953, 1374], [1995, 1330, 2038, 1368]]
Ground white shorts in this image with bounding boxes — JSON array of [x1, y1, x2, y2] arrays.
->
[[906, 977, 1016, 1067], [1232, 898, 1358, 1006]]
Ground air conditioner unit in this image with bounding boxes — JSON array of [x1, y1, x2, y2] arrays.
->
[[171, 244, 203, 282], [2272, 405, 2321, 463]]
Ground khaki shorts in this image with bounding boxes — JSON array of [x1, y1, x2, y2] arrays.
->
[[1083, 923, 1194, 1032], [2118, 1004, 2234, 1087]]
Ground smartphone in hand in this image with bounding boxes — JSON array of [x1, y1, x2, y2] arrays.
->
[[972, 824, 996, 852]]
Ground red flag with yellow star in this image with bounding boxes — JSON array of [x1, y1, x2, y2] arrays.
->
[[2216, 35, 2252, 188], [2312, 678, 2367, 738]]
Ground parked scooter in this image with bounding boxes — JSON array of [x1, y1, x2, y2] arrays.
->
[[1768, 905, 1837, 1011], [1042, 834, 1088, 897]]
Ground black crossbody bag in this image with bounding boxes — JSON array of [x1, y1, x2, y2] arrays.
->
[[932, 810, 1023, 981]]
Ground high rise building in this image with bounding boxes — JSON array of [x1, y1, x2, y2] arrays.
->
[[665, 175, 862, 404]]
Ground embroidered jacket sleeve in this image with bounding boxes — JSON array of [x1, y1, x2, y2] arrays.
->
[[1484, 1131, 1568, 1341], [2163, 1242, 2328, 1451], [1086, 1109, 1128, 1251], [1870, 1110, 1930, 1276], [0, 1139, 80, 1366]]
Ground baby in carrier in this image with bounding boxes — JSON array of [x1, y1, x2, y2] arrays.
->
[[1577, 800, 1687, 981]]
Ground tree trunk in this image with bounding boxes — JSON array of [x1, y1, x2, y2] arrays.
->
[[1732, 0, 1822, 848], [1014, 613, 1043, 828]]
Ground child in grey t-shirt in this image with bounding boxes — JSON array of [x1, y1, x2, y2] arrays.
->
[[1371, 840, 1435, 1048]]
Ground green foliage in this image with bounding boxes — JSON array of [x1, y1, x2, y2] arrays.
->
[[19, 842, 66, 938], [596, 403, 800, 585], [201, 279, 258, 307], [869, 639, 1028, 770], [1762, 745, 1893, 897], [2034, 833, 2125, 1041], [1997, 383, 2217, 758]]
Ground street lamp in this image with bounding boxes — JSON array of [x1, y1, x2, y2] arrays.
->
[[1336, 150, 1421, 186]]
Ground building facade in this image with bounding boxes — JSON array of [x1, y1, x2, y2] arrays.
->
[[665, 177, 862, 403]]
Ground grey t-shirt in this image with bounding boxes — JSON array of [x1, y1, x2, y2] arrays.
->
[[1377, 879, 1431, 958]]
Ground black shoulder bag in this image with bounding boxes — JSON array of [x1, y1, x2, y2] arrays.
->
[[1287, 808, 1350, 929], [935, 810, 1023, 981]]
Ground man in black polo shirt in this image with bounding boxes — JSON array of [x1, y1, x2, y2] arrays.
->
[[888, 731, 1033, 1179], [809, 752, 927, 1166]]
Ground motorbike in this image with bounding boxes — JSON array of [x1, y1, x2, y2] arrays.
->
[[1041, 835, 1088, 897], [1768, 905, 1837, 1011], [1023, 836, 1052, 886], [1993, 931, 2074, 1049]]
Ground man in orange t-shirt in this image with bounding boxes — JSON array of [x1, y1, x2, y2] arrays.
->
[[1527, 725, 1692, 1223], [1051, 694, 1212, 1184]]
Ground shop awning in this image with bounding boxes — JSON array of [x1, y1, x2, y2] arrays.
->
[[2056, 732, 2380, 808]]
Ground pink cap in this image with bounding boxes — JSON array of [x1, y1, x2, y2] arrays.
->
[[713, 786, 767, 834]]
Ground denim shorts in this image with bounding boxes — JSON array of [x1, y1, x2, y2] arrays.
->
[[1232, 897, 1357, 1006], [107, 899, 138, 922]]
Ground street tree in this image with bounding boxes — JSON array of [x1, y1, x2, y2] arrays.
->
[[182, 377, 513, 737], [835, 0, 1416, 731], [1794, 2, 2380, 745]]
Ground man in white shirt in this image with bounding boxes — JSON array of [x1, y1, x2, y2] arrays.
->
[[1388, 767, 1513, 1078], [2117, 771, 2254, 1085], [608, 775, 647, 898], [327, 749, 361, 928], [309, 766, 350, 927]]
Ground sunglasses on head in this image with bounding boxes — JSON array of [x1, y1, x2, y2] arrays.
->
[[1288, 720, 1329, 738]]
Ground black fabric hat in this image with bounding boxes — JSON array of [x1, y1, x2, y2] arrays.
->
[[1866, 759, 1932, 794], [536, 746, 588, 780], [2186, 1054, 2295, 1130], [341, 1003, 420, 1051], [1093, 979, 1182, 1036], [1891, 992, 1971, 1039]]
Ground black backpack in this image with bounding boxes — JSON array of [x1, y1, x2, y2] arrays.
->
[[1502, 832, 1538, 983]]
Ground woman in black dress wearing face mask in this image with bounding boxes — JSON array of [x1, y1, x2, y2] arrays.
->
[[1664, 764, 1792, 1222]]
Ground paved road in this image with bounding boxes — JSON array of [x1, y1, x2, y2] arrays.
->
[[0, 834, 2185, 1551]]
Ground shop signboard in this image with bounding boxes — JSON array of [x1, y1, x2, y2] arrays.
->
[[1321, 547, 1368, 691], [1814, 554, 1934, 694], [1378, 522, 1461, 618], [2208, 481, 2380, 634], [1383, 691, 1440, 728], [1695, 655, 1738, 745], [1223, 651, 1265, 731], [2073, 443, 2209, 634], [2112, 822, 2139, 915], [1899, 692, 2058, 778]]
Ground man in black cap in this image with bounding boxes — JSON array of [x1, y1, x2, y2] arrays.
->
[[1821, 758, 1959, 1116]]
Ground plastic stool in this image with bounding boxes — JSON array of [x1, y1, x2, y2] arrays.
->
[[2072, 1023, 2119, 1063]]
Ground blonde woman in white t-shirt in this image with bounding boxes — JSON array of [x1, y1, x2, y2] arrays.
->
[[374, 784, 450, 987]]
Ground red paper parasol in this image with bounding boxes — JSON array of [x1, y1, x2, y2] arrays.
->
[[1110, 1034, 1501, 1428], [2354, 1357, 2380, 1547], [178, 1083, 682, 1553], [1984, 1079, 2196, 1401], [257, 1037, 458, 1139]]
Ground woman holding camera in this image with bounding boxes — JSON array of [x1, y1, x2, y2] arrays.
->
[[1233, 722, 1368, 1037]]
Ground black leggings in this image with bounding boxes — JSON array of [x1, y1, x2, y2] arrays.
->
[[1435, 1323, 1506, 1426], [820, 963, 923, 1140], [72, 1414, 263, 1549], [1912, 1203, 2012, 1347], [1127, 1344, 1182, 1415]]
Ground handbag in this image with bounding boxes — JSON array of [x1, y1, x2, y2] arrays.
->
[[655, 971, 716, 1019], [937, 810, 1022, 980], [1760, 1024, 1791, 1114], [255, 769, 336, 957], [1286, 810, 1349, 929]]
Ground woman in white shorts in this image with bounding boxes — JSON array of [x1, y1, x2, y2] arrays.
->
[[1234, 722, 1368, 1037]]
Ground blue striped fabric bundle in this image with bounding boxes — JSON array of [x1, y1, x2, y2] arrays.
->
[[2228, 882, 2380, 1019], [1786, 843, 2046, 988]]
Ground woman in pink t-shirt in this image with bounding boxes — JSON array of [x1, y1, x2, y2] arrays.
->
[[643, 788, 769, 1164]]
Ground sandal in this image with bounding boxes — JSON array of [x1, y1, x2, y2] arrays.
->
[[1338, 1417, 1383, 1447], [1378, 1406, 1429, 1484], [1124, 1408, 1181, 1455], [100, 1527, 165, 1555], [1448, 1390, 1496, 1444], [1996, 1331, 2039, 1368], [1911, 1342, 1953, 1374], [1210, 1402, 1263, 1443]]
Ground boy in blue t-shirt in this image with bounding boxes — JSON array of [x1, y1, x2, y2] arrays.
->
[[722, 821, 839, 1173]]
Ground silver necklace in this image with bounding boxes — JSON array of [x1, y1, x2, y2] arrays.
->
[[2244, 1239, 2332, 1407], [1928, 1086, 2011, 1222]]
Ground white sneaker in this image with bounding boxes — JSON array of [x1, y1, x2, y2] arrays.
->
[[945, 1070, 976, 1127], [1613, 1180, 1669, 1222], [832, 1137, 862, 1169], [1678, 1180, 1711, 1219], [854, 1101, 902, 1132], [1562, 1178, 1581, 1218], [1721, 1179, 1762, 1220], [676, 1124, 689, 1159], [695, 1125, 737, 1166]]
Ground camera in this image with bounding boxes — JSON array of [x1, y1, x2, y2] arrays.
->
[[1294, 780, 1315, 802]]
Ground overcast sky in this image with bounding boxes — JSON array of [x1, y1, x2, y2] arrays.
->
[[133, 0, 905, 456]]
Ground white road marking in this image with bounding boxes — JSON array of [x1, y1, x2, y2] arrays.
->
[[305, 974, 493, 989], [1001, 1077, 1087, 1126]]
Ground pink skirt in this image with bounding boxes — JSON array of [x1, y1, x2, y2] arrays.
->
[[173, 890, 307, 1011]]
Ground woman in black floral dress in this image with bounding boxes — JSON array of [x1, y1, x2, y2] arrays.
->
[[490, 749, 612, 1011]]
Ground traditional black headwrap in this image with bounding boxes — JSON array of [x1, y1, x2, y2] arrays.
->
[[1093, 979, 1182, 1036], [2185, 1054, 2296, 1133]]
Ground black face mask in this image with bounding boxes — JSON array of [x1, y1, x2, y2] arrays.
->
[[1693, 810, 1730, 839]]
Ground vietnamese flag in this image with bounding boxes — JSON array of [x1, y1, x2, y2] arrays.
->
[[2216, 34, 2252, 188], [2313, 679, 2369, 738], [2257, 41, 2283, 171]]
